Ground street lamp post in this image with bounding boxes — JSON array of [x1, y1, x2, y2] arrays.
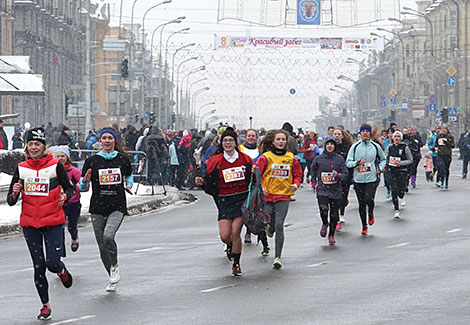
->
[[179, 66, 205, 124], [191, 87, 210, 127], [175, 58, 199, 128], [377, 27, 405, 69], [332, 86, 353, 128], [197, 102, 215, 129], [200, 109, 216, 130]]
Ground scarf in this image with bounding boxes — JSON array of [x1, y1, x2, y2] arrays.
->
[[272, 147, 287, 156], [97, 150, 119, 160], [242, 141, 257, 150]]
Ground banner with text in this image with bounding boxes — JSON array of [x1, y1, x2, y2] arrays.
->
[[215, 36, 384, 50]]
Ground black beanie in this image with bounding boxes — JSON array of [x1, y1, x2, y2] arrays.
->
[[25, 127, 47, 145], [221, 127, 238, 145]]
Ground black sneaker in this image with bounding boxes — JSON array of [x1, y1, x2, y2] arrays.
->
[[71, 240, 79, 252], [261, 246, 270, 256], [58, 267, 73, 288], [232, 264, 242, 276], [37, 306, 51, 320], [225, 243, 233, 261], [265, 224, 274, 238]]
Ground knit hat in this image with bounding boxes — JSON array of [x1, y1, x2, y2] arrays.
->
[[435, 125, 442, 130], [324, 136, 337, 149], [393, 130, 403, 140], [317, 136, 324, 142], [25, 127, 46, 145], [100, 128, 118, 140], [221, 127, 238, 145], [50, 145, 71, 158], [360, 123, 372, 133]]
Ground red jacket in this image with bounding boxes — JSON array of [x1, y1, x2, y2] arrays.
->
[[302, 138, 317, 161], [16, 154, 72, 228]]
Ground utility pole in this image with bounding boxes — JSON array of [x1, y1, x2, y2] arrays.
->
[[85, 6, 92, 132]]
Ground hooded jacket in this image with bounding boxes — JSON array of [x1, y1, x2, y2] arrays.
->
[[346, 139, 386, 183], [436, 133, 455, 156]]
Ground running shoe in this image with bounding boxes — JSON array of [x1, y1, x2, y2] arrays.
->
[[394, 210, 400, 219], [463, 174, 467, 179], [436, 181, 441, 188], [106, 282, 118, 292], [411, 182, 416, 189], [444, 182, 449, 190], [328, 235, 336, 245], [232, 264, 242, 276], [265, 224, 274, 238], [57, 267, 73, 288], [385, 190, 390, 200], [339, 215, 345, 223], [244, 233, 252, 244], [368, 213, 375, 226], [320, 224, 328, 237], [336, 223, 342, 231], [261, 246, 270, 256], [399, 198, 406, 207], [431, 171, 435, 179], [273, 257, 282, 269], [109, 265, 120, 284], [225, 243, 233, 261], [37, 306, 51, 320], [71, 240, 79, 252], [361, 226, 368, 235]]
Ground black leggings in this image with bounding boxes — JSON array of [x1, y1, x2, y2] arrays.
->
[[317, 196, 341, 236], [353, 182, 378, 227], [339, 181, 350, 216], [23, 225, 66, 304], [437, 155, 452, 185], [390, 170, 407, 210], [63, 202, 81, 241]]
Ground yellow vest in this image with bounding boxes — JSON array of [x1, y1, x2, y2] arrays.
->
[[261, 151, 294, 196]]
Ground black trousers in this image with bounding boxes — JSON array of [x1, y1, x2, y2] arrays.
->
[[390, 170, 407, 210], [353, 182, 378, 227], [317, 196, 341, 236]]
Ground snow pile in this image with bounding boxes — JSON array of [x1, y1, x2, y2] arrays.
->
[[0, 172, 12, 186], [0, 150, 25, 175]]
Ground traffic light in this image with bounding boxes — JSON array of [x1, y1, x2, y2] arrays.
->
[[149, 112, 155, 124], [120, 59, 129, 79], [441, 107, 448, 123]]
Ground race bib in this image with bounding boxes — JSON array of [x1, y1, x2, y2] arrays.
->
[[222, 167, 245, 183], [321, 172, 337, 185], [357, 163, 372, 174], [99, 168, 122, 185], [438, 139, 445, 146], [271, 164, 290, 178], [389, 157, 401, 167], [24, 177, 49, 196]]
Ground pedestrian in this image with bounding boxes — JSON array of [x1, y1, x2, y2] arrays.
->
[[195, 127, 254, 276], [0, 119, 8, 150], [79, 127, 134, 292], [384, 131, 413, 219], [7, 127, 74, 320], [169, 136, 179, 186], [311, 137, 348, 245], [302, 130, 317, 183], [461, 132, 470, 178], [428, 126, 441, 183], [12, 131, 24, 149], [50, 146, 82, 252], [257, 129, 302, 268], [176, 130, 192, 189], [382, 129, 394, 200], [424, 151, 434, 181], [435, 126, 455, 189], [403, 126, 423, 188], [346, 124, 386, 235], [281, 122, 300, 155], [333, 127, 354, 227]]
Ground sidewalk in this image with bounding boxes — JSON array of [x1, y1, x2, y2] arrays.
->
[[0, 184, 197, 235]]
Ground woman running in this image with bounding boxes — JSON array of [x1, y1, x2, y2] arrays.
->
[[50, 146, 82, 252], [195, 127, 254, 276], [239, 128, 260, 244], [7, 127, 74, 320], [257, 129, 302, 269], [435, 126, 455, 189], [311, 137, 348, 245], [384, 131, 413, 219], [333, 128, 354, 228], [79, 128, 133, 292]]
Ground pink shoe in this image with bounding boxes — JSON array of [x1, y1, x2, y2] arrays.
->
[[320, 224, 327, 237], [328, 235, 336, 245], [336, 223, 342, 231]]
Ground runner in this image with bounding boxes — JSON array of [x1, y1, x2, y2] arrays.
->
[[79, 127, 133, 292], [7, 127, 74, 320], [333, 128, 354, 228], [257, 129, 302, 268], [384, 131, 413, 219], [311, 137, 348, 245], [238, 128, 260, 244], [428, 126, 441, 184], [435, 126, 455, 189], [301, 130, 317, 183], [382, 129, 394, 200], [195, 127, 254, 276], [346, 124, 386, 235], [50, 146, 82, 252]]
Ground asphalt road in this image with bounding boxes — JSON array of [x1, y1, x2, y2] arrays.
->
[[1, 154, 470, 324]]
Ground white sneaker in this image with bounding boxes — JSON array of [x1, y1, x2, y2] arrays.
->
[[394, 210, 400, 219], [399, 198, 406, 207], [109, 266, 120, 284], [106, 282, 117, 292], [339, 216, 345, 223]]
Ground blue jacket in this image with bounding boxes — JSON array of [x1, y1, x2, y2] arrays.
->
[[312, 150, 348, 199], [169, 142, 179, 166], [346, 140, 386, 183], [428, 133, 438, 157]]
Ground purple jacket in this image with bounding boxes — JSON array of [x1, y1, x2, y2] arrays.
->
[[65, 165, 81, 205]]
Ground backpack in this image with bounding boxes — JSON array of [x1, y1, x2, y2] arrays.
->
[[241, 166, 270, 235]]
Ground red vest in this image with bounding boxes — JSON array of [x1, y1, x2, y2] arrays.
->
[[216, 153, 250, 197], [18, 154, 65, 228]]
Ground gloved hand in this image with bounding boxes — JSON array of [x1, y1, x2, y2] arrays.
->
[[331, 170, 338, 178]]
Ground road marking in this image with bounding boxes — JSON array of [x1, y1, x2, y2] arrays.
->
[[200, 284, 236, 293], [387, 242, 410, 249], [446, 228, 462, 233], [133, 247, 171, 253], [19, 267, 34, 272], [50, 315, 96, 324], [307, 261, 333, 268]]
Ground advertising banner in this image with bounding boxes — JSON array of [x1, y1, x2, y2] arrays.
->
[[297, 0, 321, 25]]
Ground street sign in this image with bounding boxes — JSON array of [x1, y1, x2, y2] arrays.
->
[[380, 95, 386, 101], [449, 116, 457, 122], [435, 110, 441, 119], [68, 104, 86, 117], [447, 66, 457, 76], [380, 101, 386, 107], [412, 104, 425, 119], [290, 88, 296, 95], [390, 89, 397, 97], [429, 95, 437, 103], [390, 97, 397, 104], [448, 107, 458, 116], [448, 77, 457, 86], [429, 103, 437, 111], [401, 101, 408, 112]]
